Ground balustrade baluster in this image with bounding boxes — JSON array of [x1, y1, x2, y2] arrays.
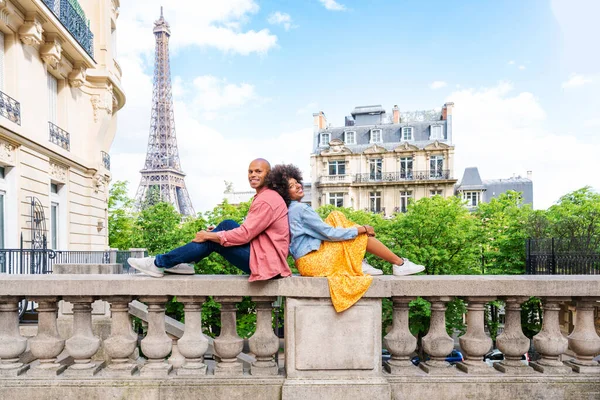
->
[[495, 297, 536, 374], [104, 296, 138, 376], [249, 297, 279, 376], [457, 297, 495, 374], [420, 297, 456, 374], [531, 297, 571, 374], [28, 297, 67, 376], [139, 296, 172, 377], [177, 296, 209, 376], [565, 298, 600, 374], [0, 297, 29, 376], [63, 296, 102, 375], [213, 297, 244, 376], [383, 297, 419, 374]]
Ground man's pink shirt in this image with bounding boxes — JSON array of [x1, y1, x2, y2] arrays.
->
[[216, 187, 292, 281]]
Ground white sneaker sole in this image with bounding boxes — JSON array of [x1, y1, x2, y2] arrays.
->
[[363, 268, 383, 276], [393, 265, 425, 276], [128, 258, 164, 278], [164, 266, 195, 275]]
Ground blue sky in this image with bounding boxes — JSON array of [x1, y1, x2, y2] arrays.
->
[[111, 0, 599, 212]]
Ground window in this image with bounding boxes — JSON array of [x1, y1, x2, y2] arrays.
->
[[402, 127, 413, 141], [51, 183, 58, 193], [430, 125, 444, 140], [47, 73, 58, 124], [399, 191, 412, 213], [0, 166, 4, 179], [344, 131, 356, 145], [370, 129, 382, 143], [369, 191, 381, 213], [430, 155, 444, 178], [0, 191, 4, 248], [50, 202, 58, 250], [328, 193, 344, 207], [399, 157, 413, 179], [430, 190, 443, 197], [319, 133, 330, 146], [328, 160, 346, 175], [369, 158, 382, 181], [0, 32, 4, 90], [463, 191, 480, 207]]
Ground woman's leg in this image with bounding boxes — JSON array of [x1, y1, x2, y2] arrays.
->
[[366, 237, 404, 265]]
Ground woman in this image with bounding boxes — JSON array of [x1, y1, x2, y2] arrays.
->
[[267, 164, 425, 312]]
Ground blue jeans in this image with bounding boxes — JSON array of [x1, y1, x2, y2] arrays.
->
[[154, 220, 251, 274]]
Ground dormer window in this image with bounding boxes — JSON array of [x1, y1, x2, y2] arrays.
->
[[370, 129, 382, 143], [320, 132, 330, 146], [430, 125, 444, 140], [344, 131, 356, 145], [402, 127, 413, 141]]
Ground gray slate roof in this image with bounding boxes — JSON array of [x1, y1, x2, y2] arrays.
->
[[456, 167, 485, 190]]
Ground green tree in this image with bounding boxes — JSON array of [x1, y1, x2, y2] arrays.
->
[[135, 202, 182, 254], [108, 181, 137, 250]]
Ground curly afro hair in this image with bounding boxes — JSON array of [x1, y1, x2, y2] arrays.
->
[[267, 164, 303, 206]]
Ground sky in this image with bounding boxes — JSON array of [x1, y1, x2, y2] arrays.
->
[[110, 0, 600, 213]]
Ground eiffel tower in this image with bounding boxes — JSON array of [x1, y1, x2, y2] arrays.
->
[[135, 7, 195, 216]]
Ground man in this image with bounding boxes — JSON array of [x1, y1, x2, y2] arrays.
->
[[128, 158, 292, 281]]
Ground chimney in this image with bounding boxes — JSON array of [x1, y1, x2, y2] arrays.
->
[[442, 102, 454, 120], [392, 105, 400, 124], [527, 171, 532, 180], [312, 111, 327, 131]]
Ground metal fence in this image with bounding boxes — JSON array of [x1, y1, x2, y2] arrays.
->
[[525, 238, 600, 275], [0, 249, 147, 275]]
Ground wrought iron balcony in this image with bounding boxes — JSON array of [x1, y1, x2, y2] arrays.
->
[[41, 0, 94, 58], [48, 122, 70, 151], [355, 169, 451, 183], [101, 151, 110, 170], [319, 174, 354, 184], [0, 90, 21, 125]]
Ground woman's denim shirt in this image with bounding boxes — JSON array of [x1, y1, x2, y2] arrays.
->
[[288, 201, 358, 260]]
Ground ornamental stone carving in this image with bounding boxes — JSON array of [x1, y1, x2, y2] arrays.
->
[[68, 62, 87, 88], [19, 12, 44, 47], [40, 34, 62, 70], [0, 139, 16, 166], [49, 161, 68, 183], [93, 172, 106, 193]]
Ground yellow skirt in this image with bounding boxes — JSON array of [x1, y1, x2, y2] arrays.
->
[[296, 211, 373, 312]]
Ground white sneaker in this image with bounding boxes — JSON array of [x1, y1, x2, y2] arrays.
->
[[393, 259, 425, 276], [164, 263, 195, 275], [128, 257, 164, 278], [362, 259, 383, 276]]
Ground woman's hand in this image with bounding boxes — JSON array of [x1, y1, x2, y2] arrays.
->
[[362, 225, 376, 237]]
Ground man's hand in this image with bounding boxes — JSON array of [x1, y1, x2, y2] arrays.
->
[[193, 231, 209, 243]]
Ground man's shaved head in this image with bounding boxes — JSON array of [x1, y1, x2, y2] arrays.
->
[[248, 158, 271, 191]]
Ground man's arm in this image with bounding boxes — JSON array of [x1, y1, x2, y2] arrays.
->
[[217, 201, 277, 246]]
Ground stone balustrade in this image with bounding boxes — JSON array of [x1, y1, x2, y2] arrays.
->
[[0, 274, 599, 399]]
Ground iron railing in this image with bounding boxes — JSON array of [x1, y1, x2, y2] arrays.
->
[[101, 151, 110, 170], [355, 169, 451, 183], [0, 90, 21, 125], [0, 249, 147, 275], [49, 121, 70, 151], [41, 0, 94, 58], [526, 238, 600, 275]]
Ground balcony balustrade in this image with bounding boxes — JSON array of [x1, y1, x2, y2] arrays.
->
[[355, 169, 451, 183], [41, 0, 94, 58], [318, 174, 354, 184], [48, 122, 70, 151], [0, 91, 21, 125], [0, 273, 598, 399]]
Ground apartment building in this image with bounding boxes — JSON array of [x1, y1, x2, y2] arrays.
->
[[0, 0, 124, 250], [310, 103, 457, 215]]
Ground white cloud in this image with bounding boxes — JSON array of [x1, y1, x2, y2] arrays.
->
[[429, 81, 447, 89], [518, 65, 526, 70], [190, 75, 257, 112], [268, 11, 295, 31], [508, 60, 515, 65], [562, 73, 594, 88], [297, 101, 318, 115], [450, 82, 600, 209], [319, 0, 346, 11]]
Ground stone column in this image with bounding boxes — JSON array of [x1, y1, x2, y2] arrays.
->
[[0, 297, 29, 376], [104, 296, 138, 376], [249, 297, 279, 376], [531, 297, 571, 374], [383, 297, 419, 374], [420, 297, 455, 374], [566, 298, 600, 374], [457, 297, 494, 374], [213, 296, 243, 376], [139, 296, 173, 377], [28, 297, 67, 376], [63, 296, 102, 376], [177, 296, 209, 376], [495, 297, 535, 374]]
